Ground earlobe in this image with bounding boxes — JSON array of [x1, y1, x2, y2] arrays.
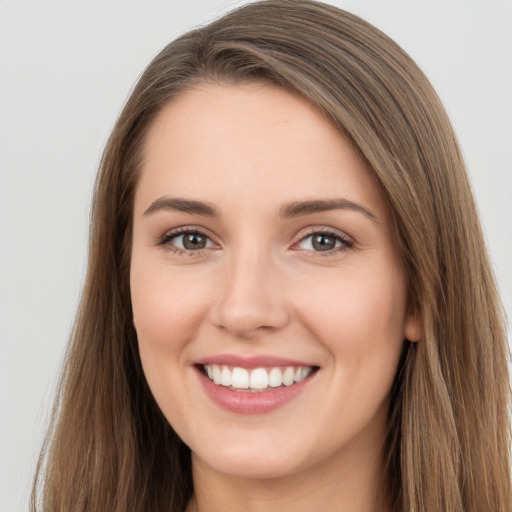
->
[[404, 311, 422, 342]]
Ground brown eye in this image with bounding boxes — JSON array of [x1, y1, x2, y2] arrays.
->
[[182, 233, 208, 250], [312, 234, 336, 251], [158, 229, 215, 252], [296, 230, 353, 254]]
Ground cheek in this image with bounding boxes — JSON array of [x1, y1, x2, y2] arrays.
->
[[130, 260, 213, 352], [130, 259, 216, 429], [293, 263, 408, 368], [296, 266, 407, 435]]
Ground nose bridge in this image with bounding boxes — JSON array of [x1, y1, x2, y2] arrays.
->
[[211, 242, 289, 337]]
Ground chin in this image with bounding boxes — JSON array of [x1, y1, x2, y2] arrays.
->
[[188, 430, 323, 482], [194, 451, 306, 481]]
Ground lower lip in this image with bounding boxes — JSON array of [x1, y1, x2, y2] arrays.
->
[[196, 368, 315, 414]]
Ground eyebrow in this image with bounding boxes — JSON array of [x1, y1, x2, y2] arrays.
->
[[279, 198, 378, 223], [143, 196, 378, 223], [143, 197, 217, 216]]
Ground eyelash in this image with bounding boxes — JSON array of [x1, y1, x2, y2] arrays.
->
[[155, 227, 213, 256], [295, 228, 354, 256], [155, 227, 354, 256]]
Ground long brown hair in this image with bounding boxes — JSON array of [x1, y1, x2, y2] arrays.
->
[[32, 1, 511, 511]]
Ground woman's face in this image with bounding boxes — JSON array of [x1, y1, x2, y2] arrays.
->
[[131, 83, 420, 481]]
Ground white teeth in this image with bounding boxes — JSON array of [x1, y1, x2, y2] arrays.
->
[[282, 367, 295, 386], [250, 368, 269, 390], [221, 366, 232, 386], [203, 364, 314, 390], [212, 364, 222, 384], [294, 367, 313, 382], [231, 367, 249, 389], [268, 367, 283, 387]]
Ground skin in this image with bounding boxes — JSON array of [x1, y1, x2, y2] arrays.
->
[[130, 83, 421, 512]]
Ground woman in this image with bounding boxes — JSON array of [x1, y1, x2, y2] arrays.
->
[[31, 1, 511, 511]]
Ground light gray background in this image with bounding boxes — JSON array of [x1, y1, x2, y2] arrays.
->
[[1, 1, 511, 511]]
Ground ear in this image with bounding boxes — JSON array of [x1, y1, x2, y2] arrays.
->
[[404, 310, 422, 342]]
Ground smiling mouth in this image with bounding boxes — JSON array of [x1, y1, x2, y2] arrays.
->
[[200, 364, 318, 392]]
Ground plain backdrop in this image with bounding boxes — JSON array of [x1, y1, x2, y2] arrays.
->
[[0, 1, 511, 511]]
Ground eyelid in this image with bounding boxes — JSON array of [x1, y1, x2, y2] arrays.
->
[[292, 227, 354, 254], [298, 226, 354, 242], [155, 225, 218, 252]]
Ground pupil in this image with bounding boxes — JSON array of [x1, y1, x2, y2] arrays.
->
[[312, 234, 335, 251], [183, 233, 206, 250]]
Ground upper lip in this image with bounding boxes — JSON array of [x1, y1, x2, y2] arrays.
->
[[194, 354, 317, 369]]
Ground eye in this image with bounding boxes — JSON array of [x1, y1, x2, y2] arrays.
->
[[157, 228, 215, 253], [296, 230, 352, 253]]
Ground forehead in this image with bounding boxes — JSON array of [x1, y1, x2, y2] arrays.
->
[[135, 82, 387, 219]]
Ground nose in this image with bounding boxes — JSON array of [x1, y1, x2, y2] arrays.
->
[[209, 249, 290, 339]]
